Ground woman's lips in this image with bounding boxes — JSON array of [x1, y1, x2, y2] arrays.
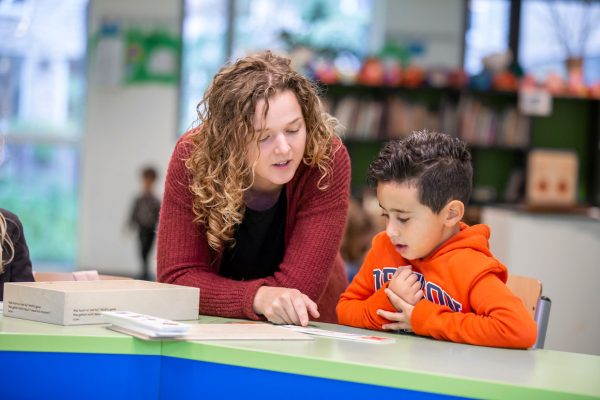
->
[[273, 160, 291, 168]]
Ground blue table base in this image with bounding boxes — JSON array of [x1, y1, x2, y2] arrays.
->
[[1, 351, 463, 399]]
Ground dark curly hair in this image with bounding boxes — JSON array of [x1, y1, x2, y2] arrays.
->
[[367, 130, 473, 213]]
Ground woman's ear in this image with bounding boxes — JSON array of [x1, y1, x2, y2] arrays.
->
[[444, 200, 465, 226]]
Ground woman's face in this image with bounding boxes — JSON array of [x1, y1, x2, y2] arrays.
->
[[247, 90, 307, 193]]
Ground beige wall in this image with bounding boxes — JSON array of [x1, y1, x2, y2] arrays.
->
[[483, 206, 600, 355], [78, 0, 182, 277]]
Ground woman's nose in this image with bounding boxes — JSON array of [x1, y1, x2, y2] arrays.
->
[[273, 133, 291, 154]]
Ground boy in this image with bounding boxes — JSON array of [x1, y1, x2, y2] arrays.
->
[[337, 131, 537, 349]]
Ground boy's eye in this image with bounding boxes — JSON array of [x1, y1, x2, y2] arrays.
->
[[397, 217, 409, 223], [380, 213, 389, 219]]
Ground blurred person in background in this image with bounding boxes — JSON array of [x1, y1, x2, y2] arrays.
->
[[128, 166, 161, 280], [1, 208, 34, 300]]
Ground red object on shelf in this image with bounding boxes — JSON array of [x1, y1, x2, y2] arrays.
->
[[383, 59, 402, 86], [520, 74, 537, 89], [492, 71, 519, 91], [448, 69, 469, 89], [589, 81, 600, 99], [544, 73, 566, 96], [567, 68, 588, 98], [313, 60, 339, 85], [403, 65, 425, 88], [358, 57, 385, 86]]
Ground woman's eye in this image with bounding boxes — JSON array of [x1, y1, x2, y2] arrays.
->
[[286, 129, 299, 134], [258, 135, 270, 143], [380, 213, 389, 219], [397, 218, 409, 223]]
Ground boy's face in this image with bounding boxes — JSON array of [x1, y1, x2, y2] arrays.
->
[[377, 181, 450, 260]]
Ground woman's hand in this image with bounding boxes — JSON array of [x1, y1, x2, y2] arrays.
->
[[253, 286, 320, 326]]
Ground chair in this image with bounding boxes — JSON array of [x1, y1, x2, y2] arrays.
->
[[506, 274, 551, 349], [33, 270, 133, 282]]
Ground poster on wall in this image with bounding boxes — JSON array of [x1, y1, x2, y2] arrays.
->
[[124, 28, 181, 84], [90, 18, 181, 86]]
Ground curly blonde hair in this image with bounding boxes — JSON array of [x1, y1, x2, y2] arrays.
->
[[185, 50, 340, 253], [0, 213, 15, 274]]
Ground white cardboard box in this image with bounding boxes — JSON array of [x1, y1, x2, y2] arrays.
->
[[3, 280, 199, 325]]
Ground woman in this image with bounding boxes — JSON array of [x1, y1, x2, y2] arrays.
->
[[1, 208, 34, 300], [157, 51, 350, 325]]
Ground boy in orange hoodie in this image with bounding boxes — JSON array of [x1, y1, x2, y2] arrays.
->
[[337, 131, 537, 349]]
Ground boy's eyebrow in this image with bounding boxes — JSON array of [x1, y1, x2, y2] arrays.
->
[[390, 208, 412, 214], [378, 204, 412, 214]]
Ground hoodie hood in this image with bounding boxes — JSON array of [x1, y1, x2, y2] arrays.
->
[[427, 222, 493, 260]]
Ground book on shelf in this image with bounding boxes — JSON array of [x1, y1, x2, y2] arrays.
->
[[330, 92, 531, 148], [354, 99, 384, 139], [334, 96, 360, 137]]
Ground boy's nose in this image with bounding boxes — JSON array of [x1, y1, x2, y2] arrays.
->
[[386, 221, 400, 238]]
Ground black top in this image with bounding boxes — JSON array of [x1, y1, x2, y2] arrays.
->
[[219, 191, 287, 281], [0, 208, 34, 301]]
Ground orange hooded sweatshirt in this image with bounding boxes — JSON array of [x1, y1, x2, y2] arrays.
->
[[337, 223, 537, 349]]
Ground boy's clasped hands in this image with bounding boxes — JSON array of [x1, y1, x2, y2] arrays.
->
[[376, 266, 423, 331]]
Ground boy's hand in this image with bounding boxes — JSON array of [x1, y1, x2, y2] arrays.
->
[[376, 288, 417, 331], [388, 266, 424, 305]]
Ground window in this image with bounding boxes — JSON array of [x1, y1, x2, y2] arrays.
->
[[519, 0, 600, 84], [180, 0, 228, 133], [180, 0, 374, 133], [463, 0, 511, 75], [0, 0, 87, 267], [231, 0, 373, 59]]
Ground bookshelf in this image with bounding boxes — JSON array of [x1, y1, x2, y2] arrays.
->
[[322, 84, 600, 207]]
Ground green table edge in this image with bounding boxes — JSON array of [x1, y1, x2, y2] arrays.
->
[[161, 341, 598, 400], [0, 332, 161, 355]]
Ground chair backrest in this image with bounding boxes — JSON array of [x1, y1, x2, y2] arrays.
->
[[33, 270, 133, 282], [506, 274, 551, 349], [506, 274, 541, 319]]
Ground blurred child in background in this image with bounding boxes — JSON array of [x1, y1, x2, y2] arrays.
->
[[128, 166, 161, 280], [340, 198, 377, 281]]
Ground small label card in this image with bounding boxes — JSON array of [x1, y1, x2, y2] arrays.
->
[[280, 325, 396, 344], [519, 87, 552, 116]]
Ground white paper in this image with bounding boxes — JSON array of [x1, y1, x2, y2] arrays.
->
[[109, 322, 314, 341], [280, 325, 396, 344]]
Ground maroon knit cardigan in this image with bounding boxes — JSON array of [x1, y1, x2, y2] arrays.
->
[[157, 132, 350, 323]]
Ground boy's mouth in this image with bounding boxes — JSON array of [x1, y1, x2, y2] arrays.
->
[[394, 244, 407, 253]]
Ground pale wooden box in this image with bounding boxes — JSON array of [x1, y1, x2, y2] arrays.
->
[[526, 149, 578, 206], [3, 280, 199, 325]]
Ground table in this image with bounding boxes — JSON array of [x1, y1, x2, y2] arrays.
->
[[1, 315, 599, 399]]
